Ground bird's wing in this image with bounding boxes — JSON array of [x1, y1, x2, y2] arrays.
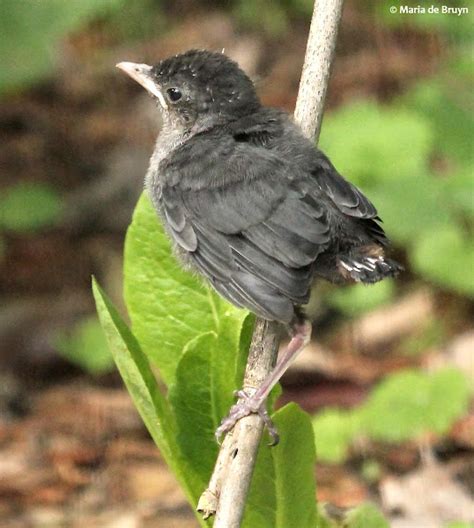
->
[[161, 141, 331, 322], [312, 152, 378, 219]]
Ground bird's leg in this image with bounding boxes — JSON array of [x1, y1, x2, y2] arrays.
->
[[215, 320, 312, 445]]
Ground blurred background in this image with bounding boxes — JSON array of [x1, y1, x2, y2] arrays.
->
[[0, 0, 472, 526]]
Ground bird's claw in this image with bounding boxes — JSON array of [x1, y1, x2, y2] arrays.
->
[[215, 389, 279, 446]]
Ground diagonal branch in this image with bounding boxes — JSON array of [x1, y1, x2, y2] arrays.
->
[[197, 1, 344, 526]]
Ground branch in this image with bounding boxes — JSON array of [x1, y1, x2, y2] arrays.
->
[[197, 1, 344, 525], [295, 0, 344, 142]]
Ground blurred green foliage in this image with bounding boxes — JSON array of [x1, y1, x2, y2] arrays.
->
[[312, 368, 470, 463], [320, 75, 474, 298], [233, 0, 474, 42], [343, 503, 389, 528], [105, 0, 165, 42], [0, 0, 127, 94], [312, 408, 359, 463], [360, 368, 469, 441], [318, 502, 389, 528], [233, 0, 313, 35], [55, 315, 114, 374], [374, 0, 473, 42], [326, 280, 395, 317], [0, 183, 62, 233]]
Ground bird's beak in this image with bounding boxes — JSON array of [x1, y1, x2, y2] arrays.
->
[[116, 61, 168, 110]]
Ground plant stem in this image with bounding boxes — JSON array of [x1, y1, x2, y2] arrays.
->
[[295, 0, 344, 143], [198, 1, 344, 525]]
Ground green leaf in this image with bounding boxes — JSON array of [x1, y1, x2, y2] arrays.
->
[[319, 100, 433, 187], [167, 315, 287, 509], [271, 404, 318, 528], [124, 192, 247, 385], [168, 332, 237, 490], [244, 440, 277, 528], [411, 224, 474, 297], [243, 404, 318, 528], [312, 368, 469, 457], [368, 174, 453, 246], [345, 503, 389, 528], [55, 315, 114, 375], [93, 278, 208, 520], [0, 183, 62, 233], [401, 75, 474, 165], [424, 369, 471, 434], [92, 279, 176, 460], [360, 368, 469, 442], [327, 280, 395, 317], [165, 323, 317, 526], [312, 408, 360, 463], [236, 313, 256, 387]]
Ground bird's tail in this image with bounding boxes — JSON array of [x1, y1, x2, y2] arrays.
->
[[338, 248, 403, 284]]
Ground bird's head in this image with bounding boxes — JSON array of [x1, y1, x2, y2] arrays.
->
[[117, 49, 260, 132]]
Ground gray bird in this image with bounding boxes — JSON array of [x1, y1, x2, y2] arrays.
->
[[117, 50, 402, 443]]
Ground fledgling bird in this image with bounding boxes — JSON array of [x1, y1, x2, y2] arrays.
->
[[117, 50, 402, 443]]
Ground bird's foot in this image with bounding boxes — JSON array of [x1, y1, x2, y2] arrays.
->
[[215, 389, 279, 446]]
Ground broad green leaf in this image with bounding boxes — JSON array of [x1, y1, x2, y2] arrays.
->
[[312, 408, 360, 463], [0, 183, 62, 233], [360, 368, 469, 442], [319, 100, 433, 187], [424, 369, 471, 434], [411, 224, 474, 297], [244, 439, 277, 528], [243, 404, 318, 528], [236, 313, 256, 387], [168, 314, 286, 507], [55, 315, 114, 375], [360, 370, 431, 442], [313, 368, 469, 457], [92, 279, 176, 463], [168, 332, 238, 489], [124, 192, 247, 385], [93, 282, 212, 527], [272, 404, 318, 528], [368, 175, 454, 246]]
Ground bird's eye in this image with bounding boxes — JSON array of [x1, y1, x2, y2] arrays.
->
[[166, 87, 182, 102]]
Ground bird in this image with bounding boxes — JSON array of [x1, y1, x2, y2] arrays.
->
[[117, 49, 402, 444]]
